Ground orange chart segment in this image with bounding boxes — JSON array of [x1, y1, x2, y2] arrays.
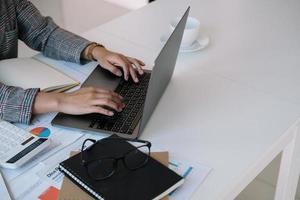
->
[[30, 127, 51, 138]]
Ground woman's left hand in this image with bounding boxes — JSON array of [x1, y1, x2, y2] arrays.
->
[[92, 46, 145, 83]]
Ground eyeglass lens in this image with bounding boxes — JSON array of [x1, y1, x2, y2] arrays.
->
[[124, 145, 149, 169], [86, 145, 150, 180]]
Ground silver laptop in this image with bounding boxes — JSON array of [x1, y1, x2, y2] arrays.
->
[[52, 7, 190, 139]]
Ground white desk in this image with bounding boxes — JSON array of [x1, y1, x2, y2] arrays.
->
[[81, 0, 300, 199]]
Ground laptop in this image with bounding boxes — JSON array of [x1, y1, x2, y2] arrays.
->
[[52, 7, 190, 139]]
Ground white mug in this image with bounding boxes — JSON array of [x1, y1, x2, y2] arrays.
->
[[170, 17, 200, 47]]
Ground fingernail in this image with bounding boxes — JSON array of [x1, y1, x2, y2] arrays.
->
[[135, 78, 139, 82], [116, 71, 122, 77], [109, 111, 114, 116]]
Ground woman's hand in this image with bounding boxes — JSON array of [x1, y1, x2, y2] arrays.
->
[[92, 46, 145, 83], [33, 44, 145, 116], [33, 87, 125, 116]]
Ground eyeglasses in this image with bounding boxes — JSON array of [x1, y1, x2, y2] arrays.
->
[[80, 137, 151, 181]]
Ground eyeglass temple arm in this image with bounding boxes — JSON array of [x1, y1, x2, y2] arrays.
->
[[82, 139, 97, 152], [81, 139, 97, 165], [108, 137, 150, 143], [82, 138, 151, 152]]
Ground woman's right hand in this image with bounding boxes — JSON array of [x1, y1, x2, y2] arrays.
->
[[33, 87, 125, 116]]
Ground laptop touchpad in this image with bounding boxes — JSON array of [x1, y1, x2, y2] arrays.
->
[[82, 65, 121, 91]]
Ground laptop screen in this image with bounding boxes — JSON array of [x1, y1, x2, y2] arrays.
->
[[138, 7, 190, 133]]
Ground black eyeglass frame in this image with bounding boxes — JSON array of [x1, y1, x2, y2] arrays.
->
[[80, 137, 152, 181]]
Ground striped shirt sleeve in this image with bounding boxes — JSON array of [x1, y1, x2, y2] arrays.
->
[[0, 82, 39, 124], [16, 0, 91, 63]]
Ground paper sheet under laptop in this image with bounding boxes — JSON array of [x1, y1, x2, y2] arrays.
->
[[0, 58, 79, 92]]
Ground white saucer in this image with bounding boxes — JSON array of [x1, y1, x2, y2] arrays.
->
[[160, 35, 210, 53]]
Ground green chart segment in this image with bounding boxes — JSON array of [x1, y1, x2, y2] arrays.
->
[[30, 127, 51, 138]]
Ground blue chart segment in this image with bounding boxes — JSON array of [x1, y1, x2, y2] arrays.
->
[[30, 127, 51, 138]]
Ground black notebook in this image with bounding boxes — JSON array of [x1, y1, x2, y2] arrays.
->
[[59, 138, 184, 200]]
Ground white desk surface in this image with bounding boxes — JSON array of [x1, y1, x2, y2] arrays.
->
[[85, 0, 300, 106], [81, 0, 300, 199]]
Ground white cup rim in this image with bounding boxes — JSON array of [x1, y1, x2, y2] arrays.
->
[[170, 16, 200, 30]]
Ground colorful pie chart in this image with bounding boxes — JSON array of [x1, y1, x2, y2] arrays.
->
[[30, 127, 51, 138]]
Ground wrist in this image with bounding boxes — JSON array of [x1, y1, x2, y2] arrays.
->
[[33, 92, 62, 114], [83, 42, 105, 61], [91, 46, 107, 61], [54, 93, 65, 113]]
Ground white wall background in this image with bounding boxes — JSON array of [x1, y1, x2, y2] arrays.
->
[[106, 0, 148, 9], [62, 0, 130, 34], [19, 0, 139, 57]]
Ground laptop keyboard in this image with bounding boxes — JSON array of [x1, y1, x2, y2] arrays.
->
[[88, 72, 151, 135]]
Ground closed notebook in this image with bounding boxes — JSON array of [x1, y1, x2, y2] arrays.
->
[[59, 139, 184, 200], [58, 151, 170, 200], [0, 57, 79, 92]]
